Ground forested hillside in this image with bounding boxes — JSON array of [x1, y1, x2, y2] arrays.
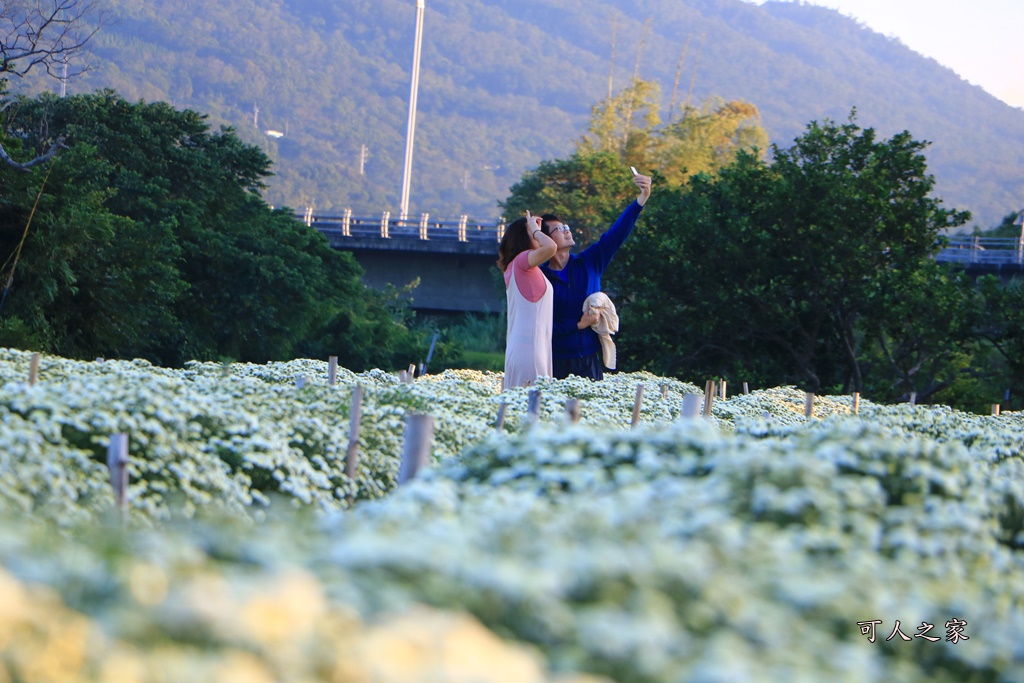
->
[[15, 0, 1024, 227]]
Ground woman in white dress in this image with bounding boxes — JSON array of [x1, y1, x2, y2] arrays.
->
[[496, 211, 557, 389]]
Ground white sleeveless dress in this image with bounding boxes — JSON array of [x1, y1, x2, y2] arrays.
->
[[503, 251, 553, 389]]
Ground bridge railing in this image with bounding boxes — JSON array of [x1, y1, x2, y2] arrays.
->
[[299, 209, 505, 243], [936, 236, 1024, 265]]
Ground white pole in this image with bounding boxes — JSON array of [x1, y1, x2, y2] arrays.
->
[[400, 0, 426, 219]]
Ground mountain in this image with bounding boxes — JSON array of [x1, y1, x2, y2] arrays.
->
[[14, 0, 1024, 227]]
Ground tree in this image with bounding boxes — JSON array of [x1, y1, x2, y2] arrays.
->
[[503, 84, 768, 246], [0, 0, 103, 169], [0, 140, 185, 358], [972, 275, 1024, 411], [500, 150, 641, 245], [857, 262, 979, 403], [611, 112, 970, 394], [651, 98, 769, 186], [0, 0, 100, 78], [0, 90, 424, 369], [582, 77, 662, 167]]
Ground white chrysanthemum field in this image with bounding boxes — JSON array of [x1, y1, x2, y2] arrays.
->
[[1, 348, 1022, 683]]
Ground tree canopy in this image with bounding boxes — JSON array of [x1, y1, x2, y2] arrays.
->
[[0, 91, 428, 369], [611, 112, 973, 397], [502, 82, 768, 244]]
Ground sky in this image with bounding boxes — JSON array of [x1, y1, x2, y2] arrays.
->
[[747, 0, 1024, 108]]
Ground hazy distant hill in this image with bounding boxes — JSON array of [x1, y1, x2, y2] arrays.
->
[[17, 0, 1024, 227]]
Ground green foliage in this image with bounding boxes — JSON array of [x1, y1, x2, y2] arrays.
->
[[424, 312, 506, 372], [971, 276, 1024, 409], [857, 263, 981, 404], [0, 91, 414, 368], [442, 311, 506, 354], [300, 281, 466, 374]]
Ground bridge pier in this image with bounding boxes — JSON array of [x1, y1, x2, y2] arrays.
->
[[351, 247, 504, 313], [317, 224, 505, 314]]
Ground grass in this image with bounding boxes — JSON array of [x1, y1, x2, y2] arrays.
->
[[461, 350, 504, 372]]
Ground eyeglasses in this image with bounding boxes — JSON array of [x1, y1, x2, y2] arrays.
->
[[550, 224, 571, 234]]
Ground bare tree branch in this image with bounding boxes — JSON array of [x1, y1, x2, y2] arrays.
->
[[0, 134, 66, 170], [0, 0, 104, 79], [0, 1, 104, 169]]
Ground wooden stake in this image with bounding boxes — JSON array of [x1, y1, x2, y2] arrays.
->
[[909, 391, 917, 406], [345, 385, 364, 502], [719, 380, 727, 400], [631, 384, 644, 427], [680, 394, 702, 419], [992, 404, 1001, 416], [527, 389, 542, 423], [106, 433, 129, 523], [397, 414, 434, 484], [495, 402, 508, 431], [804, 392, 814, 418], [398, 370, 409, 383], [407, 363, 417, 380], [702, 380, 715, 417], [328, 356, 338, 387], [28, 353, 40, 387], [852, 392, 860, 415], [661, 383, 669, 400], [564, 398, 581, 423], [743, 381, 749, 395]]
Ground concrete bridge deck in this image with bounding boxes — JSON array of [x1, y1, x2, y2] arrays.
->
[[309, 212, 505, 313]]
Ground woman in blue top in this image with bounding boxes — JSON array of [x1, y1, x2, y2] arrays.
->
[[539, 171, 652, 380]]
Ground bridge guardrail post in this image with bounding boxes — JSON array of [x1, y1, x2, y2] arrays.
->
[[381, 211, 391, 238], [342, 208, 352, 237], [497, 221, 505, 242], [420, 213, 429, 240], [304, 206, 313, 226], [458, 215, 467, 242]]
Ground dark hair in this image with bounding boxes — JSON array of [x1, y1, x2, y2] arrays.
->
[[540, 213, 561, 236], [496, 217, 532, 271]]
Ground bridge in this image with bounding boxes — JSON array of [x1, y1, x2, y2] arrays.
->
[[304, 210, 1024, 312], [305, 210, 507, 313]]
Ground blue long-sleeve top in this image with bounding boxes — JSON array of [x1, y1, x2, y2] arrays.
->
[[540, 200, 644, 360]]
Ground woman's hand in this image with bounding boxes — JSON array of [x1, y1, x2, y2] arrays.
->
[[633, 173, 652, 206], [526, 210, 543, 243], [577, 309, 600, 330], [526, 210, 557, 267]]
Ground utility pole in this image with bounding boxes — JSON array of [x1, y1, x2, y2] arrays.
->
[[400, 0, 426, 219], [1014, 209, 1024, 263], [60, 57, 68, 97]]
